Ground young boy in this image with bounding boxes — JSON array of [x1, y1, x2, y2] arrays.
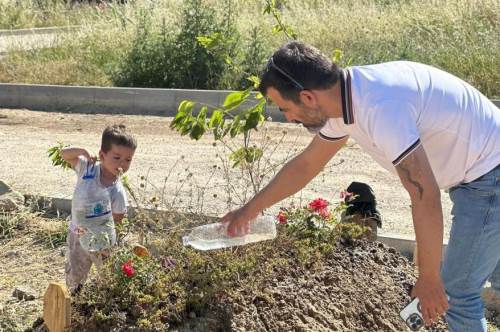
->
[[61, 124, 137, 294]]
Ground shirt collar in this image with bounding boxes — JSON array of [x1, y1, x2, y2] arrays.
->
[[340, 68, 354, 125]]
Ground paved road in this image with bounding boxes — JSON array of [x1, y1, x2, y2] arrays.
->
[[0, 27, 77, 55], [0, 108, 454, 238]]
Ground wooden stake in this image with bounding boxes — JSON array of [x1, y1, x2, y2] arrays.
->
[[43, 282, 71, 332]]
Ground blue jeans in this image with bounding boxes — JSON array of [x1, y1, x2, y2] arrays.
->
[[442, 165, 500, 332]]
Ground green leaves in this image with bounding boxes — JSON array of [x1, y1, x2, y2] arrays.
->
[[243, 107, 265, 131], [170, 95, 266, 141], [263, 0, 297, 40], [47, 142, 71, 170], [223, 89, 250, 111], [331, 48, 353, 66], [208, 109, 223, 129], [331, 49, 343, 64], [246, 75, 261, 89], [196, 32, 226, 49], [229, 146, 264, 168]]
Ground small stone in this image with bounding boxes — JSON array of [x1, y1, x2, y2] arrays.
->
[[0, 180, 24, 212], [12, 286, 37, 301], [189, 311, 197, 319], [5, 250, 18, 258]]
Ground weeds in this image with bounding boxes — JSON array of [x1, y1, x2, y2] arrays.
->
[[0, 209, 28, 239], [33, 218, 68, 248], [72, 208, 365, 330]]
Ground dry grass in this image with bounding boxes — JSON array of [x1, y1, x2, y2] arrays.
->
[[0, 0, 497, 96], [0, 212, 67, 331]]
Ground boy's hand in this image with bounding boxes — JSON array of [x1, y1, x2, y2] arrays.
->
[[75, 226, 86, 235], [83, 150, 97, 164], [60, 147, 96, 169]]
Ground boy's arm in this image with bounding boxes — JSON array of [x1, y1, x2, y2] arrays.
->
[[61, 147, 94, 169], [113, 213, 125, 224]]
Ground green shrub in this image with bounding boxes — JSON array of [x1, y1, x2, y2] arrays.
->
[[112, 0, 237, 89], [0, 0, 497, 97]]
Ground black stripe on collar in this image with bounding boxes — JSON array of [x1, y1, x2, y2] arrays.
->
[[340, 69, 354, 125]]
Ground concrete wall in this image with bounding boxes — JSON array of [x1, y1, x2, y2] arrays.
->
[[1, 84, 497, 121], [0, 83, 286, 121]]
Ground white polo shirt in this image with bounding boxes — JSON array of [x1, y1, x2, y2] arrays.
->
[[319, 61, 500, 189]]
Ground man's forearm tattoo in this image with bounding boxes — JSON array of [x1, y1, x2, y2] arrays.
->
[[399, 163, 424, 200]]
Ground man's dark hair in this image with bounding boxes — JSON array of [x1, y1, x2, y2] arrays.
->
[[259, 41, 342, 102], [101, 124, 137, 152]]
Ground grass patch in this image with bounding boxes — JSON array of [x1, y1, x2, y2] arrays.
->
[[0, 0, 134, 30], [0, 0, 498, 97], [0, 209, 28, 239]]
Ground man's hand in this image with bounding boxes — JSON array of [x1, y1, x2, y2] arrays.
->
[[411, 274, 449, 325], [220, 207, 259, 237], [220, 135, 347, 237]]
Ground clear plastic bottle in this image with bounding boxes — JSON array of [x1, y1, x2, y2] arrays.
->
[[182, 215, 277, 251]]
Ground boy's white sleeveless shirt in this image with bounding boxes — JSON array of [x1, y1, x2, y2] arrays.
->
[[69, 156, 128, 232]]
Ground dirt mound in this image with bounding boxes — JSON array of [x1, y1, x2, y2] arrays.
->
[[67, 232, 447, 331], [195, 241, 447, 332]]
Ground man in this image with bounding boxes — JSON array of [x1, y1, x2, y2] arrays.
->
[[220, 41, 500, 331]]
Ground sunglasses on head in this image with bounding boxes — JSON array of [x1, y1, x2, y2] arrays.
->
[[266, 56, 305, 91]]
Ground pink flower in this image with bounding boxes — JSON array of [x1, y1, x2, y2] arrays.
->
[[308, 198, 329, 212], [318, 208, 330, 219], [161, 256, 177, 270], [276, 211, 288, 224], [340, 191, 353, 202], [121, 260, 135, 277]]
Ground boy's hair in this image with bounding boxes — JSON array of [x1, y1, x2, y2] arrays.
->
[[259, 41, 342, 103], [101, 124, 137, 152]]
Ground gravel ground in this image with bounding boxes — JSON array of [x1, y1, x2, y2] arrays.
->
[[0, 108, 453, 238]]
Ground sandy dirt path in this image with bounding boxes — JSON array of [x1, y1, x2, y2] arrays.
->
[[0, 108, 453, 238]]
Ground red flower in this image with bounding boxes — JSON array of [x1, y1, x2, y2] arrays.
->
[[340, 191, 353, 202], [121, 260, 135, 277], [308, 198, 329, 212], [276, 211, 288, 224]]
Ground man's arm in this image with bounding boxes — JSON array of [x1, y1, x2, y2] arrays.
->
[[224, 134, 348, 235], [395, 144, 448, 324]]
